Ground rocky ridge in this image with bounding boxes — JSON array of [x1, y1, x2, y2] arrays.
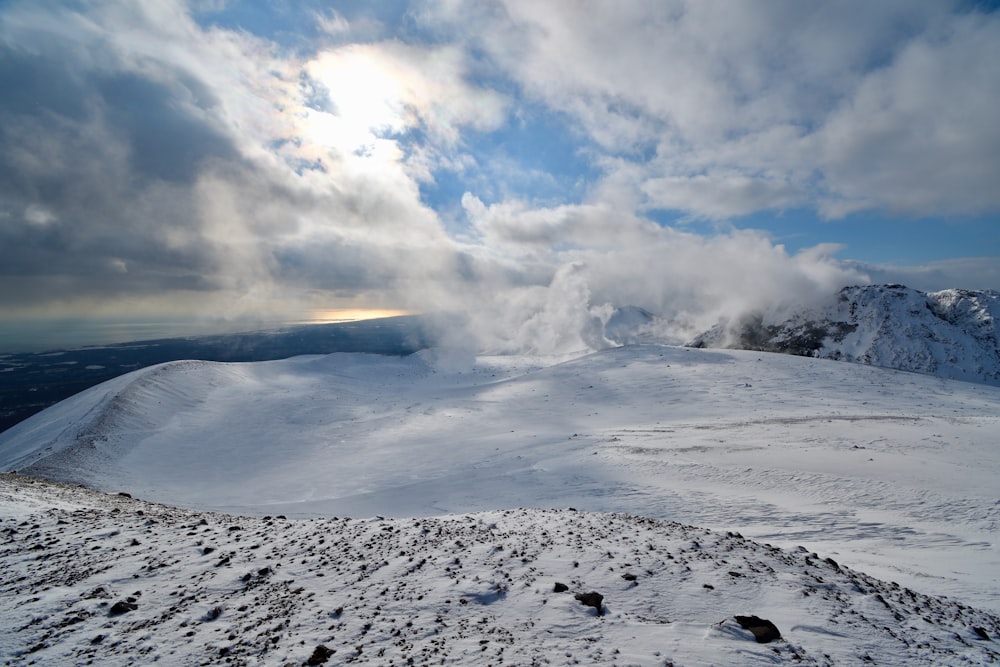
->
[[688, 285, 1000, 385]]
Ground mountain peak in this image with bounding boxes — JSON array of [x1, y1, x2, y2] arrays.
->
[[688, 284, 1000, 385]]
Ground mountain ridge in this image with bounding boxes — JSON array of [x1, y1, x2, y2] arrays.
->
[[686, 284, 1000, 385]]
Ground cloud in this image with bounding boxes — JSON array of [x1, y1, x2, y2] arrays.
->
[[0, 0, 995, 355], [0, 1, 280, 311], [0, 1, 486, 324], [815, 11, 1000, 217], [421, 0, 1000, 220], [446, 195, 869, 353]]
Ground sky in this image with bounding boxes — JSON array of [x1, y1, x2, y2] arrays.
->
[[0, 0, 998, 352]]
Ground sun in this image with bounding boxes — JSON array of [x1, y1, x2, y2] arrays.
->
[[303, 46, 412, 153], [309, 308, 412, 323]]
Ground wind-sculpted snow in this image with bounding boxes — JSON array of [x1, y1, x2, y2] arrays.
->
[[3, 475, 998, 666], [1, 345, 998, 618], [689, 284, 1000, 385]]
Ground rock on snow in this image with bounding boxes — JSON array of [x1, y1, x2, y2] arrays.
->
[[2, 474, 998, 666]]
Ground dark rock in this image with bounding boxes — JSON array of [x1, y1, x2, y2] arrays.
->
[[109, 601, 138, 616], [575, 591, 604, 616], [622, 573, 637, 582], [307, 644, 335, 665], [117, 492, 132, 498], [734, 615, 781, 643], [973, 626, 991, 641], [91, 635, 105, 644], [553, 582, 569, 593]]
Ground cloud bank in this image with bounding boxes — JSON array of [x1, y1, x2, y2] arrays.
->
[[0, 1, 997, 352]]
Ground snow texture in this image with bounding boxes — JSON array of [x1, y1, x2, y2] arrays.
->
[[1, 339, 1000, 665], [2, 474, 998, 666]]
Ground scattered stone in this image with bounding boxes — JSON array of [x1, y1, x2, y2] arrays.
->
[[973, 626, 991, 641], [575, 591, 604, 616], [91, 635, 105, 645], [553, 582, 569, 593], [622, 573, 637, 582], [109, 600, 138, 616], [734, 615, 781, 643], [307, 644, 335, 665], [117, 492, 132, 498]]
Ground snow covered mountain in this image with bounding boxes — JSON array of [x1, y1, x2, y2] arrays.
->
[[2, 344, 999, 664], [688, 284, 1000, 385]]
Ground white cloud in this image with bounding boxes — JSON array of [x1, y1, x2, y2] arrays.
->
[[315, 9, 351, 36], [422, 0, 1000, 220], [23, 205, 56, 227], [815, 12, 1000, 217], [447, 193, 869, 353], [305, 42, 508, 151]]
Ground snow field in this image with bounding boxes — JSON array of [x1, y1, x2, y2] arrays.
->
[[1, 344, 998, 616], [2, 475, 998, 666]]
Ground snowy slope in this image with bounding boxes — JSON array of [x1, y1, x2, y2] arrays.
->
[[688, 285, 1000, 385], [3, 474, 998, 666], [1, 345, 998, 621]]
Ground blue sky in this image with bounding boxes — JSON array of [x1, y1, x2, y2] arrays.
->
[[0, 0, 998, 349]]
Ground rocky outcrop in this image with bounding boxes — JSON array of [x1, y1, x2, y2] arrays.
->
[[688, 285, 1000, 385]]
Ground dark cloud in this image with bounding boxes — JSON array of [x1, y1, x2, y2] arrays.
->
[[95, 72, 236, 184], [0, 6, 251, 311]]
